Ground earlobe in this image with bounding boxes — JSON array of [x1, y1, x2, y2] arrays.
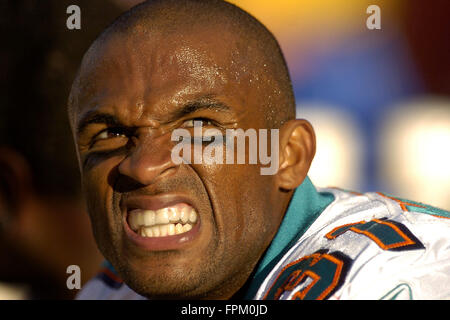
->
[[276, 119, 316, 190]]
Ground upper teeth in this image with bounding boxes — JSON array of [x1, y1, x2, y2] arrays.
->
[[128, 205, 198, 237]]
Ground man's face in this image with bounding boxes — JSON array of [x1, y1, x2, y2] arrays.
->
[[71, 27, 286, 298]]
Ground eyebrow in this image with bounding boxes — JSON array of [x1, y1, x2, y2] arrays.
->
[[76, 97, 233, 135], [168, 98, 232, 120], [77, 111, 123, 135]]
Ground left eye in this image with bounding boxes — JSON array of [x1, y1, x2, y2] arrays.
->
[[182, 118, 214, 128], [95, 127, 127, 141]]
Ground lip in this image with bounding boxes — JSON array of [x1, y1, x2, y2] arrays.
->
[[121, 194, 201, 251]]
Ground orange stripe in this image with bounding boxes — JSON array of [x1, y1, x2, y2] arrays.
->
[[101, 267, 123, 284], [377, 192, 450, 219], [264, 252, 344, 300], [376, 192, 426, 212], [325, 221, 365, 240], [349, 219, 415, 250]]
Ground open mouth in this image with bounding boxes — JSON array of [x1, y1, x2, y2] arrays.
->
[[127, 203, 198, 238]]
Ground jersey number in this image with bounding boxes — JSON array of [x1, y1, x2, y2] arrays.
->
[[263, 218, 423, 300], [264, 250, 350, 300], [325, 218, 424, 251]]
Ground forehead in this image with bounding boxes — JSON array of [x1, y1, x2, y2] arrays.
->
[[72, 27, 257, 124]]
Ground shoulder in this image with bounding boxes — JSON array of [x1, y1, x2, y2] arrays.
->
[[76, 262, 146, 300], [254, 188, 450, 300]]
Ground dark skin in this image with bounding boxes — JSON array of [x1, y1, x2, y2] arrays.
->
[[70, 23, 315, 299]]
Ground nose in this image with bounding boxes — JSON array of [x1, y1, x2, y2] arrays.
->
[[118, 131, 177, 186]]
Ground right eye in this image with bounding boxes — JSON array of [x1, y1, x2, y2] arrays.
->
[[181, 118, 215, 128]]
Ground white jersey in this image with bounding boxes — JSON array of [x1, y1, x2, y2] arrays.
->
[[77, 186, 450, 300], [254, 188, 450, 300]]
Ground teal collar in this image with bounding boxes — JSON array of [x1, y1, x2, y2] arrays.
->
[[243, 177, 335, 299]]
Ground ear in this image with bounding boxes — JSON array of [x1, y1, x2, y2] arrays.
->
[[276, 119, 316, 190], [0, 147, 33, 230]]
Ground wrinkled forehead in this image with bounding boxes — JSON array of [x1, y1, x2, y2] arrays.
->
[[70, 25, 259, 122]]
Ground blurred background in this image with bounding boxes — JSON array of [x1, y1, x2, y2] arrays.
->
[[0, 0, 448, 299]]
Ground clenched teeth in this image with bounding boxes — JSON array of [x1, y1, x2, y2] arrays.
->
[[128, 205, 197, 237], [138, 223, 193, 237]]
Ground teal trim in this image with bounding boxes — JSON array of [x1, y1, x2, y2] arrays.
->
[[264, 252, 341, 300], [244, 177, 335, 299], [383, 193, 450, 219], [379, 283, 413, 300], [404, 202, 450, 219], [101, 260, 119, 276], [355, 220, 407, 247]]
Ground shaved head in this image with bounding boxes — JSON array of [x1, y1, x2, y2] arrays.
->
[[69, 0, 295, 130]]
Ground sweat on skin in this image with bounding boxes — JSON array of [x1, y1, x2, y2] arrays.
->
[[171, 120, 280, 175]]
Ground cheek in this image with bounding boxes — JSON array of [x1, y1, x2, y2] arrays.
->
[[81, 157, 123, 250], [81, 155, 122, 201], [203, 162, 279, 250], [82, 164, 110, 213]]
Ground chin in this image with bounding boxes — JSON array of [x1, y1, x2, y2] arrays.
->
[[116, 259, 219, 299]]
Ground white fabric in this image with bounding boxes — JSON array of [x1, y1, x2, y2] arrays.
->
[[254, 188, 450, 300]]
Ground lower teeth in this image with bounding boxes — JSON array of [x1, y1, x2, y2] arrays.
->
[[138, 223, 193, 237]]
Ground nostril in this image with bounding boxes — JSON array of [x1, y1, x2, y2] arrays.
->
[[112, 173, 146, 193], [116, 151, 179, 187]]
